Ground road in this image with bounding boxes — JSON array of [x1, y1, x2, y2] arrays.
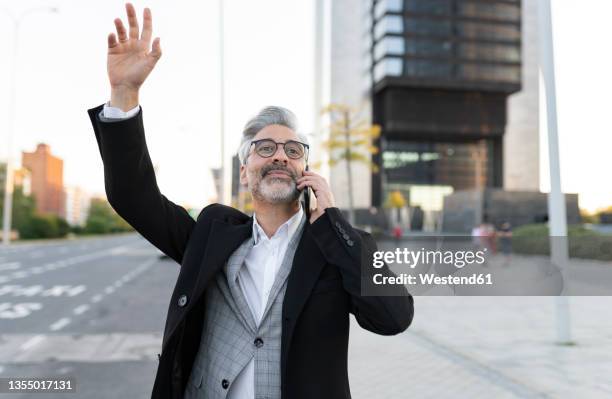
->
[[0, 234, 175, 398]]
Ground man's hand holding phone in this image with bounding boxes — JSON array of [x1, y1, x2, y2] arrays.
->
[[297, 170, 335, 224]]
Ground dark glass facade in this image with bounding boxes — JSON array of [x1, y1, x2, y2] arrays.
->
[[370, 0, 522, 207]]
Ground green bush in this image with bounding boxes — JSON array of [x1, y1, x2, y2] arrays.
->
[[82, 198, 133, 235], [18, 214, 70, 239], [512, 224, 612, 261]]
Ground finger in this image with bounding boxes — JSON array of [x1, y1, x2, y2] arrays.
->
[[114, 18, 128, 42], [108, 32, 118, 49], [141, 7, 152, 44], [148, 37, 162, 60], [126, 3, 139, 40], [297, 176, 323, 185]]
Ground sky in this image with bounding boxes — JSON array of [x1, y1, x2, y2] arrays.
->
[[0, 0, 610, 212]]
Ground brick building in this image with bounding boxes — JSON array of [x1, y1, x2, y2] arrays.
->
[[21, 143, 65, 218]]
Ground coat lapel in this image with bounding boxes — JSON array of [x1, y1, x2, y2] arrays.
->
[[163, 217, 253, 350], [192, 218, 254, 307], [281, 223, 327, 384]]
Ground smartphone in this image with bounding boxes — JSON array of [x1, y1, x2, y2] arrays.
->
[[303, 165, 311, 220]]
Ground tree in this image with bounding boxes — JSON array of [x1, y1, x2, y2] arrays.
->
[[84, 198, 133, 234], [317, 104, 381, 225]]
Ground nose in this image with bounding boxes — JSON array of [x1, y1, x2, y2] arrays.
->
[[272, 144, 289, 163]]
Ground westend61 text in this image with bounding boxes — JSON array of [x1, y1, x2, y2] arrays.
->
[[373, 273, 493, 286]]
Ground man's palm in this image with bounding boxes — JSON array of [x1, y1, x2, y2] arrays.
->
[[107, 3, 161, 91]]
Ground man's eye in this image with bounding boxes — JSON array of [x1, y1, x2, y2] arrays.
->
[[260, 145, 275, 152]]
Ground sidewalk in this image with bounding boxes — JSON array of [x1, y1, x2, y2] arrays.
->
[[348, 296, 612, 398]]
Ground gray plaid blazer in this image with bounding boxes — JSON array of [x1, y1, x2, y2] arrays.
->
[[184, 213, 306, 399]]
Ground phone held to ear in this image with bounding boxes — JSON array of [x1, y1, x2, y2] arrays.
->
[[303, 165, 311, 220]]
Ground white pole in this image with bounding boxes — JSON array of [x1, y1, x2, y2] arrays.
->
[[218, 0, 231, 205], [2, 6, 58, 245], [314, 0, 324, 135], [537, 0, 572, 344], [2, 20, 18, 246]]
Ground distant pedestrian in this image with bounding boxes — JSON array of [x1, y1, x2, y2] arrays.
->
[[498, 222, 513, 266], [393, 225, 403, 241]]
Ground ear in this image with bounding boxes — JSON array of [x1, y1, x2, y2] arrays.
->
[[239, 164, 248, 186]]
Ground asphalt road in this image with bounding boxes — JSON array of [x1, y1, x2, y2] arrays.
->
[[0, 233, 177, 398]]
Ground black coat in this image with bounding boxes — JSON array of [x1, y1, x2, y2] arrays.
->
[[88, 104, 414, 399]]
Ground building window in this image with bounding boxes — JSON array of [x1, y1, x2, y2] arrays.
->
[[458, 2, 521, 22], [374, 15, 403, 40], [459, 42, 520, 62], [405, 39, 453, 57], [457, 22, 520, 41], [405, 17, 452, 36], [405, 0, 452, 16], [374, 0, 403, 20], [405, 60, 452, 78], [374, 57, 403, 81], [459, 64, 520, 82], [374, 36, 405, 60]]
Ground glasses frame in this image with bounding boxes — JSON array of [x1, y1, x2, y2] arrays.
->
[[249, 139, 310, 161]]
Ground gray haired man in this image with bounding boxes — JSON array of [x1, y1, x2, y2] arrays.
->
[[88, 4, 413, 398]]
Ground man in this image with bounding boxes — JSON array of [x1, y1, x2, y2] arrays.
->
[[88, 4, 413, 398]]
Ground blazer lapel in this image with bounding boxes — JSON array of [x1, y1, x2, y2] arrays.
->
[[163, 217, 253, 350], [281, 223, 327, 383], [192, 218, 254, 306]]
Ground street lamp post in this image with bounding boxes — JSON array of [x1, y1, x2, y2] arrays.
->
[[537, 0, 573, 344], [1, 6, 58, 245]]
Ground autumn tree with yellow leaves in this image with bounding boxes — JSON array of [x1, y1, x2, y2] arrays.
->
[[317, 104, 381, 225]]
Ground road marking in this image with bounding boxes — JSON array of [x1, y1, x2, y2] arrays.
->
[[91, 294, 102, 303], [49, 318, 71, 331], [0, 302, 43, 319], [20, 334, 46, 351], [7, 333, 162, 362], [73, 304, 90, 315], [41, 285, 86, 297], [0, 262, 20, 271], [0, 244, 142, 285]]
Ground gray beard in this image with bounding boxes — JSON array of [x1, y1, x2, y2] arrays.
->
[[250, 176, 300, 204]]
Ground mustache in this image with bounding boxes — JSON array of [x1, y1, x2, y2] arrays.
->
[[261, 164, 297, 180]]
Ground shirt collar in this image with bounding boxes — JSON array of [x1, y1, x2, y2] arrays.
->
[[252, 206, 304, 246]]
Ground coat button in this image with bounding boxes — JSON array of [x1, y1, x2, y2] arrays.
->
[[221, 379, 230, 389], [335, 221, 341, 228], [346, 240, 354, 247], [177, 294, 188, 307], [254, 337, 264, 348], [157, 353, 161, 361], [342, 233, 350, 240]]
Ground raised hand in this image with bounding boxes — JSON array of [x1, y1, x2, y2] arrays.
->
[[107, 3, 161, 111]]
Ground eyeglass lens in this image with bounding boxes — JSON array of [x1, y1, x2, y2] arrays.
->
[[254, 140, 305, 159]]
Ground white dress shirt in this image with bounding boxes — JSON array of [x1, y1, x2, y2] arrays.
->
[[102, 101, 303, 398], [228, 206, 303, 398], [102, 102, 140, 119]]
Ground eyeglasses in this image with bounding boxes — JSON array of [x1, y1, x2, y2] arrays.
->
[[249, 139, 309, 161]]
